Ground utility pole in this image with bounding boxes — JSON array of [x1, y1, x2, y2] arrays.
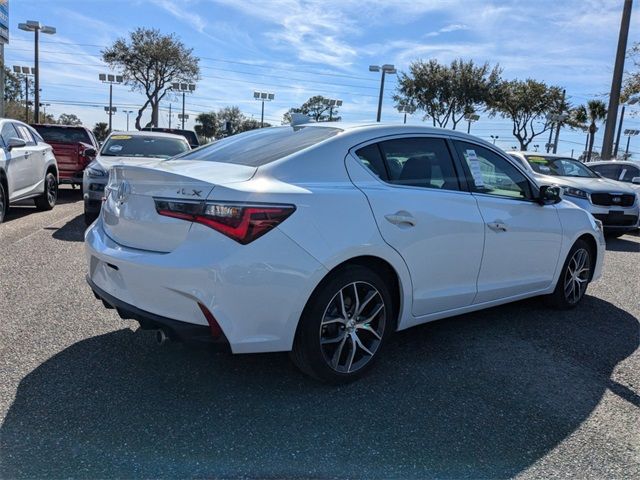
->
[[613, 96, 639, 157], [552, 89, 566, 153], [601, 0, 633, 159]]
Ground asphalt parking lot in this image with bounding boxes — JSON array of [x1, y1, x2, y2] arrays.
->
[[0, 186, 638, 479]]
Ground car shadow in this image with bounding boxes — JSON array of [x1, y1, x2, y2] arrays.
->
[[605, 235, 640, 252], [45, 213, 86, 242], [1, 295, 637, 479], [3, 187, 83, 223]]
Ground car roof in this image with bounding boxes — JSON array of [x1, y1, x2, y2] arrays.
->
[[107, 130, 187, 140]]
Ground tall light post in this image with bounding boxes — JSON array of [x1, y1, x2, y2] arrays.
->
[[40, 102, 50, 122], [18, 21, 56, 126], [178, 113, 189, 128], [613, 95, 639, 158], [324, 98, 342, 121], [253, 91, 275, 127], [369, 64, 396, 122], [172, 83, 196, 130], [398, 104, 416, 124], [464, 113, 480, 133], [99, 74, 123, 133], [623, 129, 640, 158], [12, 66, 34, 122], [123, 110, 134, 131], [490, 135, 499, 145]]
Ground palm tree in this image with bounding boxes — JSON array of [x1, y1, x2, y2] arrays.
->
[[571, 100, 607, 162]]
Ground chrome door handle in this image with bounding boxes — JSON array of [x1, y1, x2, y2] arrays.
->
[[487, 221, 508, 232], [385, 212, 416, 227]]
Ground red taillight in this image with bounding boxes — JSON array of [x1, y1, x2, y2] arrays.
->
[[155, 199, 295, 245]]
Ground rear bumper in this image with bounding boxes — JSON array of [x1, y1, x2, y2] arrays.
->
[[87, 275, 230, 351]]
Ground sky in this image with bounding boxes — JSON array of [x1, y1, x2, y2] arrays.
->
[[4, 0, 640, 156]]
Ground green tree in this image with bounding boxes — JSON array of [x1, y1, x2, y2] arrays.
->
[[57, 113, 83, 126], [102, 28, 200, 130], [283, 95, 341, 124], [622, 41, 640, 102], [93, 122, 109, 142], [238, 118, 269, 132], [488, 79, 565, 151], [395, 58, 501, 129], [571, 100, 607, 162], [194, 112, 219, 141]]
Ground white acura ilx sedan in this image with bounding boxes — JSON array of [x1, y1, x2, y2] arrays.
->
[[85, 123, 605, 383]]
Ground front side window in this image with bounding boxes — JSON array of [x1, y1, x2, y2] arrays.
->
[[100, 135, 190, 159], [360, 137, 459, 191], [455, 141, 532, 200], [1, 122, 19, 146]]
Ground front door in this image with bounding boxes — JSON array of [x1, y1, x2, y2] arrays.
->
[[452, 141, 563, 303], [346, 136, 485, 316]]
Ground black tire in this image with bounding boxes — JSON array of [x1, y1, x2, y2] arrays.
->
[[84, 210, 99, 226], [546, 239, 593, 309], [0, 181, 7, 224], [290, 265, 394, 384], [34, 172, 57, 211]]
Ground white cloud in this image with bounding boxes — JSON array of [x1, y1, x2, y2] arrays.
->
[[150, 0, 207, 32]]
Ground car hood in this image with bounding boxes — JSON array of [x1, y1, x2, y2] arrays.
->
[[534, 173, 636, 194], [95, 155, 163, 170]]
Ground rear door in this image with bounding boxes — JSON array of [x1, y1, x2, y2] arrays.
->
[[346, 135, 485, 316], [451, 141, 563, 303]]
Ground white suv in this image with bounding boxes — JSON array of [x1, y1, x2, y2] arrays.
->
[[0, 119, 59, 223]]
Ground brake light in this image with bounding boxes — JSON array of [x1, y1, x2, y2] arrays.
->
[[155, 199, 295, 244]]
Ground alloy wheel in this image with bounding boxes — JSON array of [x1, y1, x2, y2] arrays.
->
[[564, 248, 590, 305], [47, 175, 57, 206], [319, 281, 386, 374]]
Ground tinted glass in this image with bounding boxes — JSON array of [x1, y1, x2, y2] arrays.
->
[[376, 137, 459, 190], [1, 122, 18, 145], [591, 163, 640, 182], [141, 127, 199, 147], [101, 135, 190, 159], [524, 155, 596, 178], [15, 124, 35, 146], [33, 125, 91, 144], [176, 126, 341, 166], [355, 144, 387, 180], [455, 141, 532, 199]]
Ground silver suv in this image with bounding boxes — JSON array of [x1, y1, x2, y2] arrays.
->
[[508, 152, 639, 237]]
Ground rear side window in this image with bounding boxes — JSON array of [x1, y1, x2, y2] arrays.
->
[[33, 126, 91, 144], [355, 144, 388, 180], [15, 124, 36, 146], [369, 137, 460, 191], [176, 126, 341, 166]]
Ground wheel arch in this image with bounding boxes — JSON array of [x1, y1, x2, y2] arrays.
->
[[0, 167, 7, 202], [576, 233, 598, 280]]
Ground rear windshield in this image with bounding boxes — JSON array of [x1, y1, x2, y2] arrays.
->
[[33, 125, 91, 144], [101, 135, 190, 159], [175, 126, 342, 166]]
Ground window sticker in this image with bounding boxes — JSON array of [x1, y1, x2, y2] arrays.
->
[[110, 135, 131, 140], [108, 144, 123, 152], [619, 169, 627, 181], [539, 165, 551, 172], [465, 149, 485, 187], [527, 156, 547, 163]]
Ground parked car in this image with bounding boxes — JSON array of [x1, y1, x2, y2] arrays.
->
[[508, 151, 639, 237], [141, 127, 200, 149], [86, 124, 605, 383], [31, 124, 98, 187], [588, 160, 640, 194], [83, 131, 191, 225], [0, 118, 58, 223]]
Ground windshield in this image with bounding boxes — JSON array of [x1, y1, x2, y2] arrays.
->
[[524, 155, 597, 178], [33, 125, 91, 144], [101, 135, 190, 159], [175, 126, 342, 166]]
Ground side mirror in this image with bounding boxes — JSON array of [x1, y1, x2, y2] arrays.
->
[[84, 147, 97, 158], [632, 176, 640, 185], [538, 185, 562, 205], [6, 137, 26, 151]]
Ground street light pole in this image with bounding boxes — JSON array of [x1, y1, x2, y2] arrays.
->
[[370, 64, 396, 122], [123, 110, 133, 130], [18, 21, 56, 127], [253, 91, 275, 127], [171, 83, 196, 130], [624, 129, 640, 157], [99, 74, 123, 133], [490, 135, 498, 145], [613, 95, 639, 158]]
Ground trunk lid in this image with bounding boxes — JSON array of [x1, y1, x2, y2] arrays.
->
[[102, 160, 256, 252]]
